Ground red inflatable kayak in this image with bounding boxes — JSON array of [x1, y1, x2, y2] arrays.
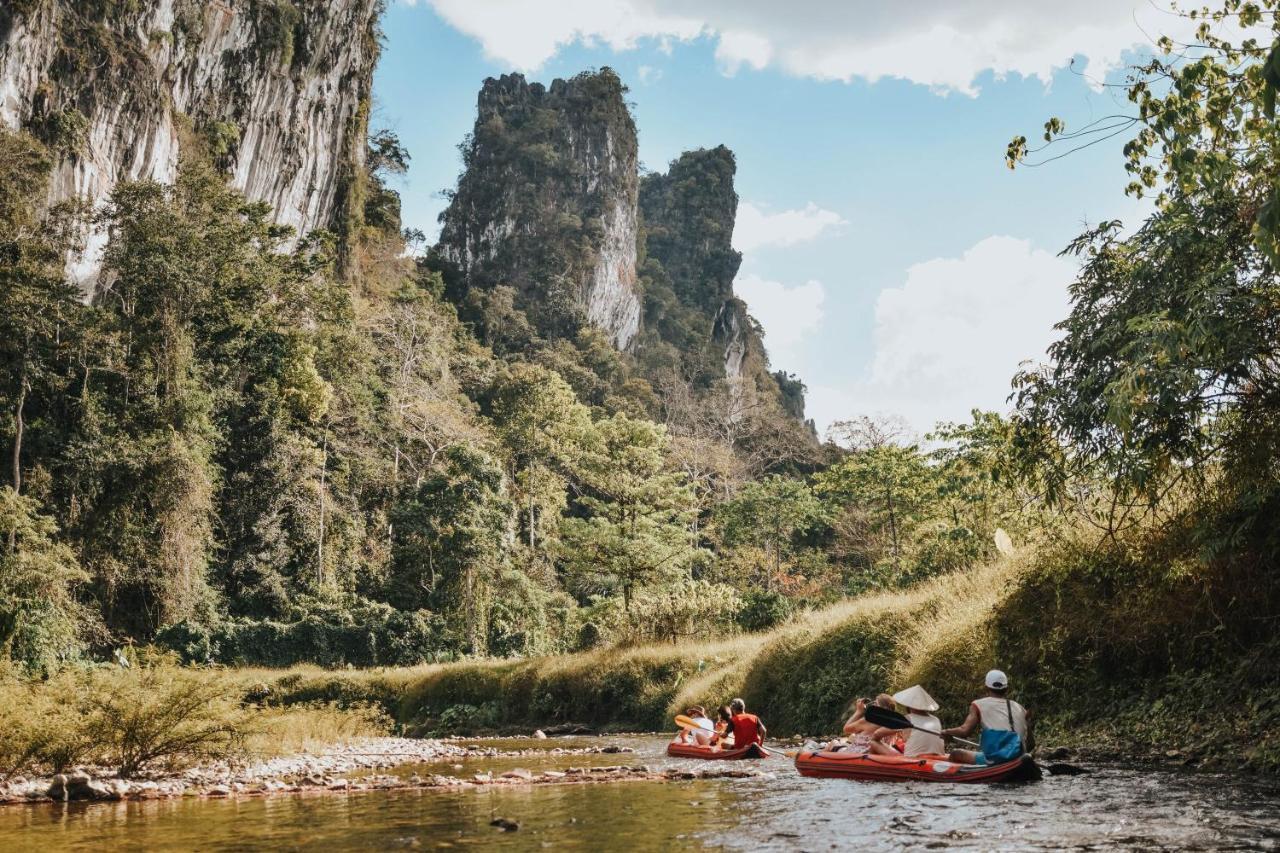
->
[[795, 750, 1040, 783], [667, 742, 771, 760]]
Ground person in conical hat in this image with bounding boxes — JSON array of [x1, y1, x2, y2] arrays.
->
[[868, 684, 945, 756]]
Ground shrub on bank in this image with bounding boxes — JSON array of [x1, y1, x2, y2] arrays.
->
[[0, 661, 393, 778]]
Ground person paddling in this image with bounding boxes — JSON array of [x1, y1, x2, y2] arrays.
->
[[716, 698, 766, 748], [869, 685, 944, 756], [675, 705, 716, 746], [942, 669, 1033, 765]]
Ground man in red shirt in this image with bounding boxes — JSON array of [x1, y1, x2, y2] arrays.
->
[[719, 697, 766, 748]]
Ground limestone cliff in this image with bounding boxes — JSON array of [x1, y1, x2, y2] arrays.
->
[[638, 145, 752, 382], [434, 70, 642, 350], [638, 146, 810, 425], [431, 71, 807, 422], [0, 0, 380, 290]]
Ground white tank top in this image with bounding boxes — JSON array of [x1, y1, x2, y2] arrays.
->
[[903, 713, 945, 756], [974, 696, 1028, 742]]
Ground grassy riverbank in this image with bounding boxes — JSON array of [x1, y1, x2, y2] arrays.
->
[[5, 531, 1277, 779], [259, 535, 1279, 773]]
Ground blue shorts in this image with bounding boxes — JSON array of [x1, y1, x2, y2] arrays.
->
[[974, 754, 989, 766]]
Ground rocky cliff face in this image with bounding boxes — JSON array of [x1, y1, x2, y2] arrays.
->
[[435, 70, 642, 350], [638, 146, 753, 382], [0, 0, 380, 291], [432, 72, 806, 422]]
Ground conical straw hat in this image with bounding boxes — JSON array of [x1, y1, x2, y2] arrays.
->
[[893, 684, 939, 713]]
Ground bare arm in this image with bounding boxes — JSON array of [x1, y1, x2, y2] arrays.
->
[[841, 699, 868, 735], [942, 703, 980, 738]]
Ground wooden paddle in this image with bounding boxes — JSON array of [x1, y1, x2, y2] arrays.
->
[[674, 714, 698, 730]]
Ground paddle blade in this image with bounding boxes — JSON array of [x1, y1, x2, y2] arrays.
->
[[863, 705, 913, 730], [674, 714, 697, 730]]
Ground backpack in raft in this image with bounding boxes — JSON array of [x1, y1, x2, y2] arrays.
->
[[978, 697, 1024, 765]]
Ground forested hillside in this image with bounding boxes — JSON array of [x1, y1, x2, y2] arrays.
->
[[0, 13, 1029, 672]]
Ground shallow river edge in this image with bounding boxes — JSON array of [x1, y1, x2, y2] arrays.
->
[[0, 736, 771, 806]]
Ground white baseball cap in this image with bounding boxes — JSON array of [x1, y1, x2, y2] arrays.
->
[[985, 669, 1009, 690]]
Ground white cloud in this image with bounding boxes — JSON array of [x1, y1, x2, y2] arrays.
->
[[420, 0, 703, 72], [836, 235, 1073, 434], [734, 201, 846, 252], [733, 273, 825, 370], [637, 64, 662, 85], [411, 0, 1224, 95]]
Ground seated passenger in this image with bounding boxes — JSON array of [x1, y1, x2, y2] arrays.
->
[[714, 698, 766, 749], [710, 705, 733, 750], [868, 684, 944, 757], [676, 705, 716, 746], [941, 669, 1033, 765], [834, 694, 896, 753]]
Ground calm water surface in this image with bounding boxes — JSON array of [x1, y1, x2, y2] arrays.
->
[[1, 736, 1277, 851]]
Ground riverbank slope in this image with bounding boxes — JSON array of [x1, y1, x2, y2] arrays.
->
[[262, 537, 1280, 772]]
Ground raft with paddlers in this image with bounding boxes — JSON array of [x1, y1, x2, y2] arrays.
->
[[666, 742, 773, 760], [668, 702, 773, 759], [794, 749, 1040, 782]]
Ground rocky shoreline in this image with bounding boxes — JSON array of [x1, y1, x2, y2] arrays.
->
[[0, 736, 696, 806]]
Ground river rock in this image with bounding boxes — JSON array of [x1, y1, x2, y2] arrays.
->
[[206, 785, 232, 797], [501, 768, 534, 781], [533, 730, 547, 739], [86, 779, 130, 801], [490, 818, 519, 832], [47, 771, 93, 801]]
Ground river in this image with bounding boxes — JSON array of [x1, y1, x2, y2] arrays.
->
[[2, 736, 1277, 851]]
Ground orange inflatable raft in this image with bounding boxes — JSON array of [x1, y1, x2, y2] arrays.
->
[[666, 742, 771, 760], [795, 749, 1040, 783]]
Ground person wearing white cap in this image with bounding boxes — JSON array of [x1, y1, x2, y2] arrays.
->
[[868, 685, 945, 756], [942, 669, 1034, 765]]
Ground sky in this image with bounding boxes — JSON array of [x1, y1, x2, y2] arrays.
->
[[372, 1, 1185, 438]]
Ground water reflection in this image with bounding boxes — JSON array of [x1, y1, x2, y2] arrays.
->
[[1, 737, 1277, 851]]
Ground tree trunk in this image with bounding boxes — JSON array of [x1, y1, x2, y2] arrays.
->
[[317, 433, 328, 587], [886, 485, 899, 568], [11, 369, 26, 494]]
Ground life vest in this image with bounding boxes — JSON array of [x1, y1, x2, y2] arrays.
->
[[729, 713, 763, 746]]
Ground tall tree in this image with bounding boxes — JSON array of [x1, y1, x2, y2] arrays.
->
[[561, 414, 703, 609], [717, 475, 825, 589]]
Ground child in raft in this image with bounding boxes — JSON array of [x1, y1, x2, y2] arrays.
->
[[674, 706, 716, 746], [867, 685, 945, 757], [710, 705, 734, 750]]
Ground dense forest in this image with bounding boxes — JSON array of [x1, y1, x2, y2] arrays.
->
[[1, 0, 1279, 761]]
